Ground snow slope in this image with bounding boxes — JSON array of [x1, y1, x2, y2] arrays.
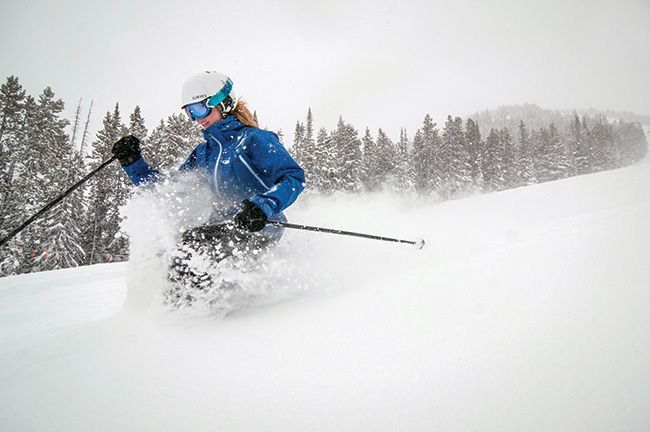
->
[[1, 158, 649, 431]]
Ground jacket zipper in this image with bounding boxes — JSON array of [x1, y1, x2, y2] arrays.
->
[[208, 134, 223, 190]]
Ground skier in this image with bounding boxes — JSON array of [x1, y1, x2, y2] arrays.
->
[[111, 71, 305, 306]]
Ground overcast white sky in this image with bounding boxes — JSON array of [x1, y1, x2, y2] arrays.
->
[[1, 0, 649, 142]]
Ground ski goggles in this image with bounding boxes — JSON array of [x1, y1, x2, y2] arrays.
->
[[183, 99, 212, 121]]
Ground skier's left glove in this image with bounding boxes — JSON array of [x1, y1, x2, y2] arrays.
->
[[234, 199, 268, 232], [112, 135, 141, 166]]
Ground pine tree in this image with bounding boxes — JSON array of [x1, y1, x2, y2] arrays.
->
[[127, 112, 198, 174], [536, 123, 569, 182], [329, 116, 362, 192], [0, 76, 26, 233], [549, 123, 569, 179], [128, 105, 148, 143], [84, 104, 129, 264], [35, 149, 86, 271], [291, 120, 305, 169], [590, 116, 616, 170], [360, 127, 378, 191], [35, 97, 88, 271], [440, 116, 472, 198], [0, 76, 26, 148], [482, 128, 505, 192], [570, 114, 590, 175], [304, 108, 315, 158], [412, 114, 438, 194], [499, 127, 516, 189], [290, 109, 317, 189], [311, 127, 332, 192], [16, 88, 71, 272], [516, 120, 536, 185], [411, 129, 426, 193], [465, 118, 483, 189], [535, 127, 552, 183], [0, 76, 27, 275], [162, 113, 201, 170], [145, 119, 167, 168], [391, 127, 415, 193], [374, 128, 398, 187]]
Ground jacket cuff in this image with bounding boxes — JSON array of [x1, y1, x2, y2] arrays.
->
[[122, 156, 150, 185], [249, 195, 275, 219]]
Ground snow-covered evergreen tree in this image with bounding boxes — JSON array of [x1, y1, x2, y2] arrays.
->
[[0, 76, 26, 235], [84, 104, 129, 264], [499, 127, 516, 189], [482, 128, 505, 192], [464, 118, 483, 189], [289, 109, 317, 190], [536, 123, 569, 182], [0, 76, 27, 274], [590, 116, 616, 170], [548, 123, 570, 179], [291, 120, 305, 165], [329, 116, 362, 192], [412, 114, 438, 194], [162, 113, 201, 169], [0, 76, 26, 150], [128, 105, 148, 144], [303, 108, 315, 168], [309, 127, 332, 192], [35, 150, 86, 271], [374, 128, 398, 188], [390, 127, 415, 193], [35, 96, 87, 271], [516, 120, 535, 186], [15, 88, 71, 272], [570, 114, 590, 175], [145, 120, 166, 168], [440, 116, 472, 199], [360, 128, 376, 191]]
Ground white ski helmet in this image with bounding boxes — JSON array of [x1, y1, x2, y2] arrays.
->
[[181, 71, 236, 111]]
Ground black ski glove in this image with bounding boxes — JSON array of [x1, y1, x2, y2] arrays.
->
[[112, 135, 141, 166], [234, 199, 268, 232]]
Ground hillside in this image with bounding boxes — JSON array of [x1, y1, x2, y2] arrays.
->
[[1, 156, 649, 431]]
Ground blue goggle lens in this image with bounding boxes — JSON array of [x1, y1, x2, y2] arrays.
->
[[184, 100, 211, 120]]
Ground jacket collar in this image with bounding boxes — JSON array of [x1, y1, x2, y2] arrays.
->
[[202, 115, 245, 139]]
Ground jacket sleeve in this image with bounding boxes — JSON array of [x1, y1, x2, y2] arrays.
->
[[244, 130, 305, 218], [123, 147, 200, 186], [122, 156, 161, 186]]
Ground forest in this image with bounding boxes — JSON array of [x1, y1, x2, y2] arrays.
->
[[0, 76, 647, 275]]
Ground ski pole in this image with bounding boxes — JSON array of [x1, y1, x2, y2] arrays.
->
[[267, 221, 425, 249], [0, 155, 118, 248]]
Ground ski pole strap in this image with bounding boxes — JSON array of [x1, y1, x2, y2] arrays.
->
[[0, 155, 118, 248], [267, 221, 425, 249]]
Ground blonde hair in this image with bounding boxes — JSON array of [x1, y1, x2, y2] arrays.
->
[[230, 98, 258, 128]]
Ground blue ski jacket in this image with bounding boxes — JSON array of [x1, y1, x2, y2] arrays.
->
[[122, 116, 305, 240]]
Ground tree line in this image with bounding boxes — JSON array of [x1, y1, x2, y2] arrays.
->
[[292, 108, 647, 197], [0, 76, 202, 275], [0, 75, 647, 275]]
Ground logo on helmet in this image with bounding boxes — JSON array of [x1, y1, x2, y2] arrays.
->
[[193, 94, 208, 100]]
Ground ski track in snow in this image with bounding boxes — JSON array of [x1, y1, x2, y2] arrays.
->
[[0, 156, 649, 431]]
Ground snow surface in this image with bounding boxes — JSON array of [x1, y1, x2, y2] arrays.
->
[[1, 157, 650, 431]]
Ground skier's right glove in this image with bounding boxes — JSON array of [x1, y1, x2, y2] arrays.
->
[[234, 199, 268, 232], [112, 135, 141, 166]]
